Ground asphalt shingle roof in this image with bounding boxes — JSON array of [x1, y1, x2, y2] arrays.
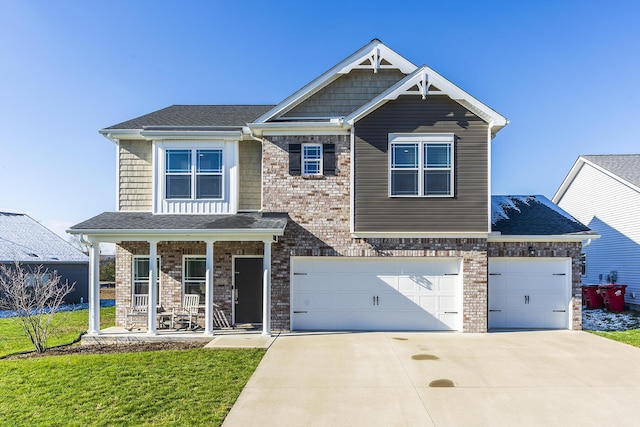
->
[[491, 195, 594, 236], [104, 105, 276, 130], [582, 154, 640, 188], [0, 212, 88, 263], [70, 212, 288, 232]]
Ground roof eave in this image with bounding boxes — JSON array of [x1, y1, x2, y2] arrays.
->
[[247, 120, 350, 137], [488, 232, 600, 243], [68, 227, 286, 243]]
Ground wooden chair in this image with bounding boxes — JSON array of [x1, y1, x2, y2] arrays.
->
[[125, 294, 148, 330], [172, 294, 200, 330]]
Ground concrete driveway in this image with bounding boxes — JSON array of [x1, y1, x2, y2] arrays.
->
[[222, 331, 640, 427]]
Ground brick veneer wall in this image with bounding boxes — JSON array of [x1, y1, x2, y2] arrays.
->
[[487, 241, 583, 330], [115, 241, 263, 327], [262, 135, 489, 332]]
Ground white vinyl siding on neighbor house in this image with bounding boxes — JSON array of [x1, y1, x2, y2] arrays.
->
[[555, 162, 640, 305], [154, 141, 238, 214], [389, 134, 454, 197]]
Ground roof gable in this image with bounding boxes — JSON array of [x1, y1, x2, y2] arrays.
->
[[344, 66, 508, 134], [553, 155, 640, 203], [253, 39, 417, 123], [0, 212, 88, 263]]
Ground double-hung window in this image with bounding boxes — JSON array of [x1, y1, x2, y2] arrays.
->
[[184, 256, 206, 304], [133, 256, 161, 301], [389, 134, 454, 197], [165, 149, 223, 199], [302, 143, 322, 176]]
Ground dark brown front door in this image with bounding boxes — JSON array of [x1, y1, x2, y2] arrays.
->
[[234, 257, 263, 324]]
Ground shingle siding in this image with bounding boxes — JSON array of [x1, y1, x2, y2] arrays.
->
[[238, 140, 262, 211], [284, 69, 406, 118], [354, 95, 489, 232], [119, 140, 152, 211]]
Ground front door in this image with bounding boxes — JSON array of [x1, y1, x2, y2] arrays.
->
[[234, 257, 263, 324]]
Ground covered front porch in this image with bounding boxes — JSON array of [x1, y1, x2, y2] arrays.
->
[[69, 212, 288, 338]]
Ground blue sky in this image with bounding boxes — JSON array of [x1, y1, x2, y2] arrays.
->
[[1, 0, 639, 243]]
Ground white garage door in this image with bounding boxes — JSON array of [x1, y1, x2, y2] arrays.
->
[[291, 257, 462, 331], [488, 258, 571, 329]]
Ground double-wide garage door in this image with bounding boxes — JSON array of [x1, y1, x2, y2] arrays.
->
[[291, 257, 461, 331], [488, 258, 571, 329]]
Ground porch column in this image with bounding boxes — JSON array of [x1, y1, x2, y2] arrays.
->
[[204, 241, 215, 335], [262, 239, 272, 336], [88, 241, 101, 335], [147, 240, 158, 335]]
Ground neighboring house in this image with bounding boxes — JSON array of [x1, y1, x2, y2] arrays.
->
[[553, 154, 640, 309], [0, 212, 89, 303], [70, 39, 596, 335]]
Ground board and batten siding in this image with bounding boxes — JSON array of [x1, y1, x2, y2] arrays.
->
[[238, 140, 262, 211], [555, 162, 640, 305], [354, 95, 489, 233], [284, 69, 406, 118], [119, 140, 153, 211]]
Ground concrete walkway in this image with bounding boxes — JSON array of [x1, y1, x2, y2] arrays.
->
[[223, 331, 640, 427]]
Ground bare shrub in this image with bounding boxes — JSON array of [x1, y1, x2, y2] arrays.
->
[[0, 262, 75, 353]]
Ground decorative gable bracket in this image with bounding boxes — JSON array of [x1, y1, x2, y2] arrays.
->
[[338, 42, 416, 75]]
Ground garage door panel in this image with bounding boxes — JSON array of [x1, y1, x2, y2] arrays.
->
[[292, 257, 461, 331], [488, 258, 570, 330]]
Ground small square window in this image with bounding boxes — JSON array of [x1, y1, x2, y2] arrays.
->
[[302, 144, 322, 176]]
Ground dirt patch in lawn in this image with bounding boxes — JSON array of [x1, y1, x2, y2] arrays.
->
[[4, 341, 205, 360]]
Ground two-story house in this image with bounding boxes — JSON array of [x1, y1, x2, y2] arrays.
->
[[70, 39, 595, 335]]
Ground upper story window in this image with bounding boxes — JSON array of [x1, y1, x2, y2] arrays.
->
[[165, 149, 223, 200], [302, 143, 322, 176], [389, 134, 454, 197]]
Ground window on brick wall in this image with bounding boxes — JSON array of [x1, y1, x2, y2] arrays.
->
[[289, 142, 336, 176], [183, 256, 206, 305], [133, 256, 161, 302]]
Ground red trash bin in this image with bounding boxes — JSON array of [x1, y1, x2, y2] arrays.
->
[[598, 284, 627, 313], [582, 285, 603, 309]]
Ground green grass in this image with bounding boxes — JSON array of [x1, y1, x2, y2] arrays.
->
[[0, 306, 115, 357], [591, 329, 640, 348], [0, 347, 265, 426]]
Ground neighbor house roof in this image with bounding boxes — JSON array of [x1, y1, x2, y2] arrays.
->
[[69, 212, 288, 241], [104, 105, 275, 130], [581, 155, 640, 188], [491, 195, 595, 237], [0, 212, 88, 263], [553, 154, 640, 203]]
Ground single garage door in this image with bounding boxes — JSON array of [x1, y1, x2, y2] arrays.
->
[[291, 257, 461, 331], [488, 257, 571, 329]]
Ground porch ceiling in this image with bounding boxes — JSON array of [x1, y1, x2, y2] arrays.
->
[[68, 212, 288, 242]]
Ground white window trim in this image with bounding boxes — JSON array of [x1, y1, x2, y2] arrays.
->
[[388, 133, 455, 198], [301, 143, 323, 177], [132, 255, 161, 305], [183, 255, 206, 306], [164, 148, 225, 201]]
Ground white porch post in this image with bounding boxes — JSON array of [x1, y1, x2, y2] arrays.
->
[[88, 241, 101, 335], [262, 239, 272, 336], [147, 240, 158, 335], [204, 241, 215, 335]]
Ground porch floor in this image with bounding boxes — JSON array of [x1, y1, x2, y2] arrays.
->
[[81, 326, 276, 349]]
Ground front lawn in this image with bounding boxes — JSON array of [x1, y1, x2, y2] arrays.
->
[[0, 347, 265, 426], [0, 306, 115, 358], [590, 329, 640, 348]]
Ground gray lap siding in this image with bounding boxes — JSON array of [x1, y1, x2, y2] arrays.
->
[[354, 95, 490, 232]]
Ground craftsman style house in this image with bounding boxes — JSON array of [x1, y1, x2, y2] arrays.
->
[[70, 40, 595, 335]]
